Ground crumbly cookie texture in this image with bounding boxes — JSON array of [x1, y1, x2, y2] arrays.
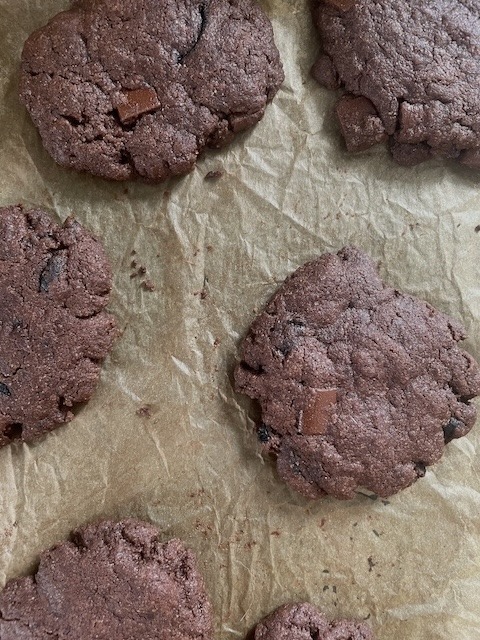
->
[[312, 0, 480, 168], [235, 247, 480, 499], [19, 0, 284, 181], [0, 205, 117, 447], [0, 519, 214, 640], [254, 603, 374, 640]]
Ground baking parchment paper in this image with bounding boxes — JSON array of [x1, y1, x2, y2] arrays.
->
[[0, 1, 480, 638]]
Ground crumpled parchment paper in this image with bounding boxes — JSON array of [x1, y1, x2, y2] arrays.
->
[[0, 1, 479, 639]]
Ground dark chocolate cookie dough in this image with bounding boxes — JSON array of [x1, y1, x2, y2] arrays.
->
[[0, 519, 213, 640], [253, 603, 373, 640], [235, 247, 480, 499], [312, 0, 480, 168], [0, 205, 117, 447], [19, 0, 284, 181]]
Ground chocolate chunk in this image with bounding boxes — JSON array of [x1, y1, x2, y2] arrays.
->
[[0, 520, 214, 640], [302, 388, 338, 435], [336, 94, 387, 152], [253, 603, 374, 640], [116, 88, 161, 125], [234, 247, 480, 500], [312, 0, 480, 169], [257, 423, 271, 443], [0, 383, 11, 397], [443, 417, 465, 443], [0, 205, 117, 448], [414, 462, 426, 477]]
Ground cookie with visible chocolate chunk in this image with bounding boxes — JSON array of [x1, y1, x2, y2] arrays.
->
[[0, 519, 213, 640], [234, 247, 480, 499], [253, 603, 373, 640], [0, 205, 117, 447], [311, 0, 480, 168], [19, 0, 284, 182]]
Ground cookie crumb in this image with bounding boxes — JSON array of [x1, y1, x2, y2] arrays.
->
[[142, 279, 156, 291], [204, 170, 223, 180], [136, 405, 153, 418]]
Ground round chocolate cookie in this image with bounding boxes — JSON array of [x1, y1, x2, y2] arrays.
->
[[0, 205, 117, 447], [312, 0, 480, 168], [0, 519, 213, 640], [234, 247, 480, 499], [19, 0, 284, 182], [253, 603, 373, 640]]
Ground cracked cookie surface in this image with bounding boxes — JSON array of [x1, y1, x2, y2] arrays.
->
[[253, 603, 373, 640], [19, 0, 284, 181], [0, 519, 213, 640], [0, 205, 117, 447], [234, 247, 480, 499], [312, 0, 480, 168]]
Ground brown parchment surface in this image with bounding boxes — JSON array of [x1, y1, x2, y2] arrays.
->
[[0, 1, 480, 638]]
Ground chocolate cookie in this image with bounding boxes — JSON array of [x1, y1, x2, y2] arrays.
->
[[253, 603, 373, 640], [19, 0, 284, 182], [234, 247, 480, 499], [312, 0, 480, 168], [0, 205, 117, 447], [0, 519, 213, 640]]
